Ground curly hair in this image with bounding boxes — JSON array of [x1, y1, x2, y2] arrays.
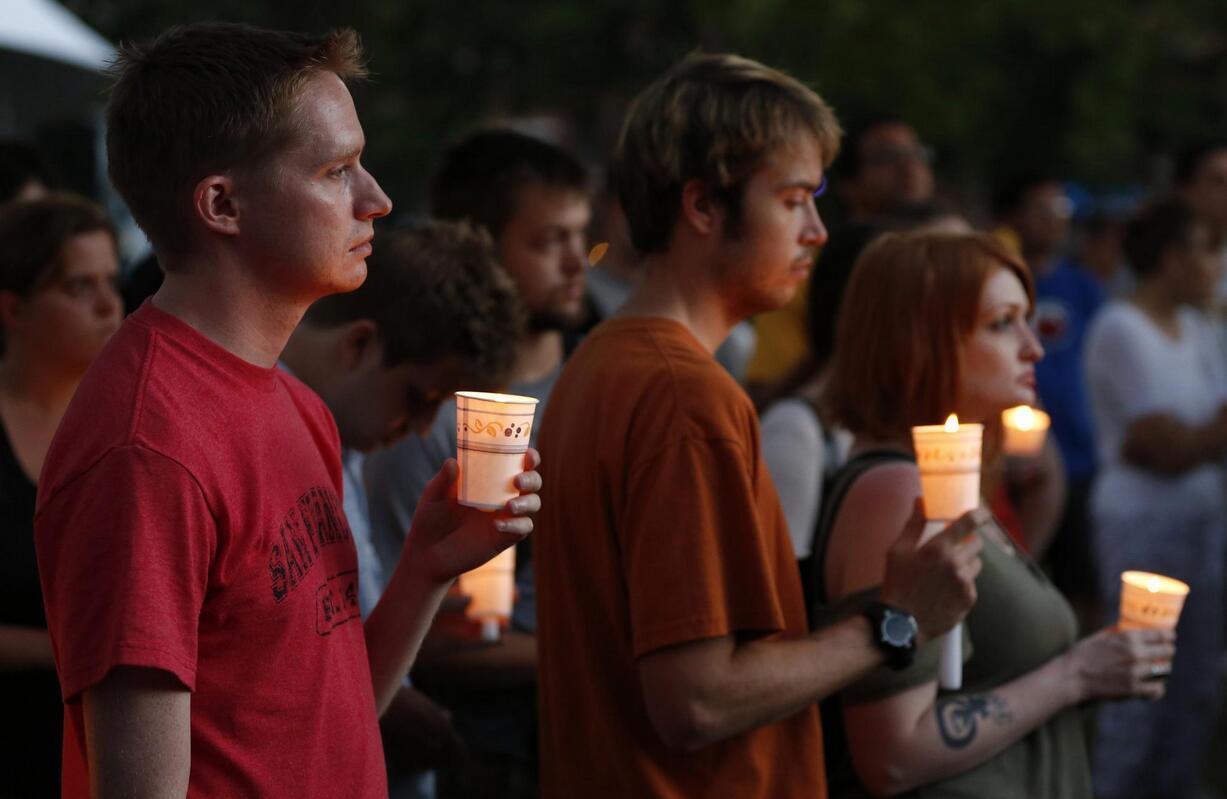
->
[[304, 220, 524, 387]]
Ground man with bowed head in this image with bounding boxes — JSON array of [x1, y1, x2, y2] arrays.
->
[[533, 53, 988, 797], [34, 23, 539, 798]]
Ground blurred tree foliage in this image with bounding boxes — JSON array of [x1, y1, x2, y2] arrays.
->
[[61, 0, 1227, 212]]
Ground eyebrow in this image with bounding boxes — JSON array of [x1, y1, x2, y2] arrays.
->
[[775, 176, 827, 196]]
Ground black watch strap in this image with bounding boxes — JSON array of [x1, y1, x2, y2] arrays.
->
[[862, 600, 918, 671]]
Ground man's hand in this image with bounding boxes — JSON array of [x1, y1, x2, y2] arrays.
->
[[402, 449, 542, 584], [880, 501, 986, 643]]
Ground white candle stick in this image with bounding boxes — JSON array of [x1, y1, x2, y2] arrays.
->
[[912, 415, 983, 691]]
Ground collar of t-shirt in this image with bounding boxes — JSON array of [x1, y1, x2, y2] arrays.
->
[[134, 300, 280, 393]]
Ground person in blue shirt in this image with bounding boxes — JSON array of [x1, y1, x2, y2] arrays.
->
[[995, 175, 1106, 628]]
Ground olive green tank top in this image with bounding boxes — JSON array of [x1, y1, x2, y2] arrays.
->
[[813, 451, 1092, 799]]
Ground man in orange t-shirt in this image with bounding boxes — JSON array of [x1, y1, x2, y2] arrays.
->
[[534, 53, 989, 798]]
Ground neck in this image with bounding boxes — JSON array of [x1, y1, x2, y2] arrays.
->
[[0, 349, 82, 414], [511, 330, 564, 386], [152, 259, 308, 368], [1023, 246, 1058, 276], [617, 251, 736, 354], [1132, 280, 1181, 328]]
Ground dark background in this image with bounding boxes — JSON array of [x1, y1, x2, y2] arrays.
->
[[57, 0, 1227, 212]]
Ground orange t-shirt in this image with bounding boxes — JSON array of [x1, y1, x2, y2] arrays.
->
[[535, 318, 826, 798]]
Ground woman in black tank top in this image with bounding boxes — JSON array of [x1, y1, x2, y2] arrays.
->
[[0, 196, 122, 795], [814, 231, 1174, 798]]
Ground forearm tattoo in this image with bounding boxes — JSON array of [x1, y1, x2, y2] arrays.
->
[[935, 693, 1014, 749]]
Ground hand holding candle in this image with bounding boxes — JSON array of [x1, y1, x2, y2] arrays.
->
[[456, 391, 540, 510], [911, 414, 984, 690], [1001, 405, 1050, 457]]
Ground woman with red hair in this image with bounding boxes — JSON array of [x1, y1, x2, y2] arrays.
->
[[813, 231, 1170, 798]]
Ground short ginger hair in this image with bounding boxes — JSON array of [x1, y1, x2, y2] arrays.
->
[[106, 23, 366, 260]]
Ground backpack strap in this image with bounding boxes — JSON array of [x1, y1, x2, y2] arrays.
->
[[808, 449, 913, 628]]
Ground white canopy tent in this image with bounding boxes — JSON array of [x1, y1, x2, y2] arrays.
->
[[0, 1, 148, 263], [0, 0, 114, 71]]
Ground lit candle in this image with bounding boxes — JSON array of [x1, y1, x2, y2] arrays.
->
[[911, 414, 984, 690], [455, 391, 539, 511], [1001, 405, 1050, 457], [912, 414, 984, 521], [458, 547, 517, 641], [1119, 570, 1189, 632]]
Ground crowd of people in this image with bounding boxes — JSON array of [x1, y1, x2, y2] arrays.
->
[[1, 19, 1225, 799]]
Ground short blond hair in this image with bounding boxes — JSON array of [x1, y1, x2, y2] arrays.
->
[[612, 52, 841, 254], [106, 23, 366, 260]]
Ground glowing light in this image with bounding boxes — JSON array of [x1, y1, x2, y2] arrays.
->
[[944, 414, 959, 432], [588, 242, 609, 267]]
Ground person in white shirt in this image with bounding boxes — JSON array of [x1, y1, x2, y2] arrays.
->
[[1085, 198, 1227, 799]]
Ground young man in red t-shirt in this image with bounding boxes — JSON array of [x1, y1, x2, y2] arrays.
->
[[534, 53, 988, 797], [34, 23, 539, 798]]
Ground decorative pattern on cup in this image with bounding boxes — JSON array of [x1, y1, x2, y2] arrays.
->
[[457, 418, 533, 441]]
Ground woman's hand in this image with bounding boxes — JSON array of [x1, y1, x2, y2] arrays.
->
[[1065, 626, 1176, 703], [401, 448, 542, 585]]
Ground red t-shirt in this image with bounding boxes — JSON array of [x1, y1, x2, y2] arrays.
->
[[35, 302, 386, 798]]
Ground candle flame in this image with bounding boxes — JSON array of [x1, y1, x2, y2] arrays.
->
[[1147, 577, 1162, 593], [944, 414, 959, 432], [588, 242, 610, 267], [1013, 406, 1035, 431]]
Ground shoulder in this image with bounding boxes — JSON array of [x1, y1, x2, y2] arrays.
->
[[1086, 301, 1138, 346], [761, 399, 822, 446], [38, 442, 209, 520], [826, 458, 920, 595], [563, 319, 756, 438]]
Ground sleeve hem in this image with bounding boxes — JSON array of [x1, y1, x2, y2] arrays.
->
[[59, 643, 197, 704]]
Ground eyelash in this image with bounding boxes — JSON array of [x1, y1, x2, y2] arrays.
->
[[989, 314, 1015, 332]]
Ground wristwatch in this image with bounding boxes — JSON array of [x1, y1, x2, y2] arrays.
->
[[862, 601, 918, 670]]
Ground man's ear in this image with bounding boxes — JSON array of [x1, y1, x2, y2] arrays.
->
[[678, 178, 724, 238], [192, 174, 241, 237], [337, 318, 380, 370]]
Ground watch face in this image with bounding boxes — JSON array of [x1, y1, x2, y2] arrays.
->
[[882, 610, 917, 647]]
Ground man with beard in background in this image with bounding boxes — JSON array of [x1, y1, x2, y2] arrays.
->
[[364, 128, 590, 798]]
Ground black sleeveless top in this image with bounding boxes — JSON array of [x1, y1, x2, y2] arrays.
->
[[0, 418, 63, 794]]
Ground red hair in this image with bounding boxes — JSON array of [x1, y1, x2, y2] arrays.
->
[[827, 231, 1034, 441]]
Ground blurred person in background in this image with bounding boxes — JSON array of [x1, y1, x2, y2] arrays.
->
[[283, 221, 524, 799], [743, 115, 937, 398], [0, 141, 54, 205], [1085, 199, 1227, 799], [363, 128, 589, 799], [995, 175, 1103, 627], [758, 223, 878, 606], [817, 231, 1171, 798], [0, 194, 121, 797]]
